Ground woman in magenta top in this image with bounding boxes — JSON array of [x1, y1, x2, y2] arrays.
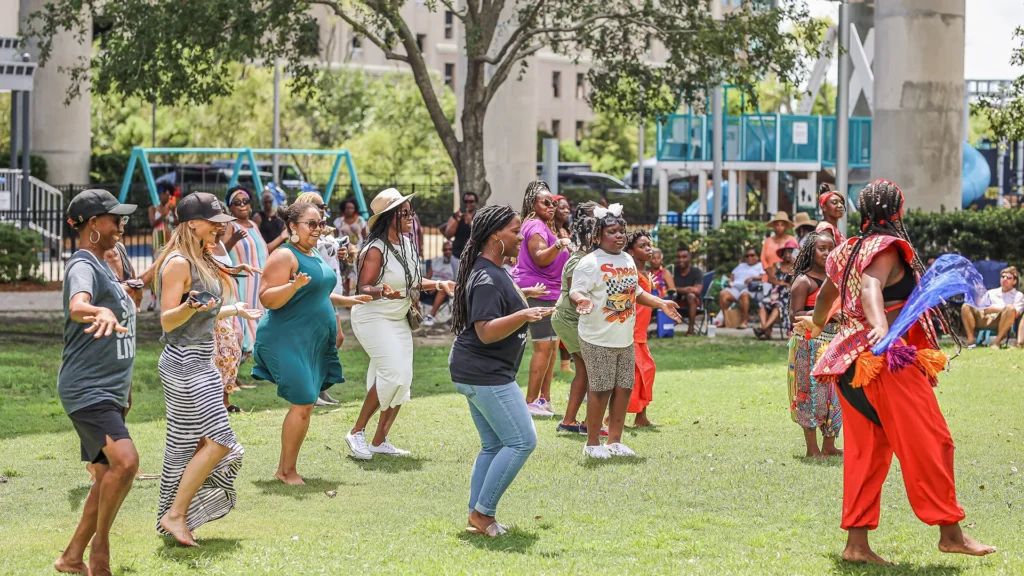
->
[[514, 181, 570, 417]]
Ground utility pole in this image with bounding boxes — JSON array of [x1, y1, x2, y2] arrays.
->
[[272, 57, 282, 185], [835, 0, 850, 235], [710, 0, 724, 229]]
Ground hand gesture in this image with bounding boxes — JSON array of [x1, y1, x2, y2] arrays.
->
[[291, 273, 311, 290], [522, 283, 549, 298], [659, 299, 683, 323], [793, 315, 822, 340], [349, 294, 374, 305], [82, 308, 129, 338], [439, 281, 456, 297], [382, 284, 403, 300], [454, 210, 463, 222], [226, 263, 262, 276], [237, 306, 264, 321], [866, 325, 888, 346], [187, 291, 219, 313], [519, 307, 555, 322], [346, 245, 358, 262], [575, 297, 594, 315], [556, 238, 571, 251], [229, 227, 248, 245]]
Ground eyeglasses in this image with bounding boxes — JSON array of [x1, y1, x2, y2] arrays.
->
[[301, 220, 328, 229], [539, 199, 555, 208], [230, 199, 250, 207], [398, 209, 416, 219], [1002, 274, 1017, 280], [107, 214, 130, 226], [463, 198, 477, 204]]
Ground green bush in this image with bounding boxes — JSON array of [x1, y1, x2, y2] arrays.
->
[[0, 223, 44, 283], [654, 220, 767, 277], [0, 151, 49, 182], [903, 208, 1024, 270]]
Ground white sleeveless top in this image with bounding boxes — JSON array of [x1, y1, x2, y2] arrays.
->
[[351, 237, 418, 322]]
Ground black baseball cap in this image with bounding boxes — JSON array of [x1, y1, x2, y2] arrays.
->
[[67, 189, 136, 225], [176, 192, 236, 223]]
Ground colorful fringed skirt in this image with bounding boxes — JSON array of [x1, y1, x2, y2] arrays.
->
[[787, 323, 842, 436]]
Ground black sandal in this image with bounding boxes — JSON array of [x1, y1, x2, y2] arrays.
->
[[226, 404, 243, 414]]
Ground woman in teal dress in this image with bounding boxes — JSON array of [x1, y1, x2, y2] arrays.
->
[[253, 202, 370, 485]]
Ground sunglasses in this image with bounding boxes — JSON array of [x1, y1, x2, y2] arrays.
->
[[106, 215, 130, 227], [300, 220, 328, 229], [230, 199, 250, 207], [1002, 274, 1017, 280], [398, 209, 416, 219], [539, 199, 555, 208], [463, 198, 477, 204]]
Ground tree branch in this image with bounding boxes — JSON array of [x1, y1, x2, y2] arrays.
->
[[482, 42, 544, 108], [311, 0, 409, 63], [437, 0, 470, 23], [472, 0, 547, 65]]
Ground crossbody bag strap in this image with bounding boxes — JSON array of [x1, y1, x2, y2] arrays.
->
[[384, 240, 420, 297]]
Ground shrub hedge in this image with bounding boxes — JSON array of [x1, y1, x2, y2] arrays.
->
[[0, 223, 44, 283]]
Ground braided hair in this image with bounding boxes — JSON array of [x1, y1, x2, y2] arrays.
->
[[838, 179, 960, 351], [625, 229, 651, 251], [592, 214, 628, 250], [451, 204, 519, 335], [520, 180, 551, 223], [792, 231, 829, 279], [358, 206, 420, 295]]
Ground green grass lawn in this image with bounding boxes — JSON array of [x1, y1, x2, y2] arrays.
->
[[1, 331, 1022, 575]]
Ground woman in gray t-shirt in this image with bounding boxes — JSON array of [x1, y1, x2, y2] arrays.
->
[[56, 189, 139, 576]]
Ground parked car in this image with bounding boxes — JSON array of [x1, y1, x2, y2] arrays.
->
[[209, 160, 307, 189]]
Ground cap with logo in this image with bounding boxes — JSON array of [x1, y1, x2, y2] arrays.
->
[[66, 189, 137, 225], [176, 192, 237, 223]]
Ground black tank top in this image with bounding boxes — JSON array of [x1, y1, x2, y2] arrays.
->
[[452, 216, 472, 258], [258, 212, 285, 245], [881, 261, 915, 301]]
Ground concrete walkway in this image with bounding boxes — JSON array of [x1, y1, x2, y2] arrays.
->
[[0, 291, 63, 312]]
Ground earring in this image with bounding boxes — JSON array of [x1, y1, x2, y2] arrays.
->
[[89, 228, 100, 244], [289, 233, 300, 243], [498, 239, 507, 256]]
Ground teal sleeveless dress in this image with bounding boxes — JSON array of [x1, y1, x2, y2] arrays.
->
[[252, 243, 344, 405]]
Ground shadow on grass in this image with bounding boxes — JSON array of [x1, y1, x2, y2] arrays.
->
[[348, 455, 427, 473], [580, 456, 649, 469], [827, 553, 966, 575], [792, 454, 843, 468], [251, 477, 344, 500], [158, 537, 242, 561], [67, 485, 91, 511], [456, 526, 540, 553]]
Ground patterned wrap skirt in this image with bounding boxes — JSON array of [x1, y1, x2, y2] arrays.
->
[[787, 323, 843, 436], [157, 342, 244, 534], [214, 317, 242, 394]]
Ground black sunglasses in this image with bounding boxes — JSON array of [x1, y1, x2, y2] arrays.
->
[[300, 220, 328, 229], [230, 199, 250, 207]]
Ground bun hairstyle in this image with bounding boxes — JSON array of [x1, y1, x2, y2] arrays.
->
[[278, 202, 319, 235], [625, 229, 651, 251]]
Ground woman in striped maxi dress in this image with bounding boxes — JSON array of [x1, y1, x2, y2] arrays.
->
[[155, 192, 263, 547], [221, 187, 279, 355]]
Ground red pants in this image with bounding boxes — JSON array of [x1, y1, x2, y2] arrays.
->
[[627, 342, 655, 413], [839, 362, 965, 530]]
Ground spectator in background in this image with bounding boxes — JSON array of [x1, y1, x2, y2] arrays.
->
[[793, 212, 818, 248], [673, 246, 704, 336], [423, 241, 460, 327], [252, 191, 286, 247], [719, 249, 764, 329], [146, 183, 177, 311], [649, 248, 674, 296], [761, 212, 796, 271], [221, 187, 273, 356], [755, 239, 798, 340], [444, 191, 478, 258], [334, 199, 367, 296], [962, 265, 1024, 349], [553, 195, 571, 240]]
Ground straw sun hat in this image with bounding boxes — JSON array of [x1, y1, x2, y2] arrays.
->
[[767, 211, 794, 228], [366, 188, 419, 229]]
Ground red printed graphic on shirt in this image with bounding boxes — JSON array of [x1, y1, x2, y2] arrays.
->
[[600, 263, 638, 323]]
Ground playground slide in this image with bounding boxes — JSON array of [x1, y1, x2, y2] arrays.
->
[[961, 141, 991, 208]]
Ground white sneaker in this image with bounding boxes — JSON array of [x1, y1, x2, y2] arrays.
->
[[314, 396, 329, 407], [606, 442, 637, 457], [527, 401, 554, 417], [423, 315, 436, 327], [583, 444, 611, 459], [344, 431, 373, 460], [368, 439, 411, 456], [537, 398, 556, 414]]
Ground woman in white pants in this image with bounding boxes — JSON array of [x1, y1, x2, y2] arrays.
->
[[345, 188, 454, 459]]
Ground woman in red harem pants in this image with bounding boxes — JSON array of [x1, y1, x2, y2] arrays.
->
[[627, 231, 656, 427], [796, 178, 995, 566]]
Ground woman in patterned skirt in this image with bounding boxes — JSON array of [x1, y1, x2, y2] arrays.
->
[[155, 192, 262, 547], [787, 232, 842, 457], [221, 187, 279, 355]]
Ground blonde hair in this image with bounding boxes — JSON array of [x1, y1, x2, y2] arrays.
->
[[153, 223, 230, 297], [295, 192, 324, 205]]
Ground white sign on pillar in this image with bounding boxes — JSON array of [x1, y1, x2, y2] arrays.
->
[[796, 178, 816, 210], [792, 122, 809, 145]]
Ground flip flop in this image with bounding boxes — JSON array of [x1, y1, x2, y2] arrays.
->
[[226, 404, 243, 413]]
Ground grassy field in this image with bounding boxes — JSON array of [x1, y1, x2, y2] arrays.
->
[[1, 328, 1022, 575]]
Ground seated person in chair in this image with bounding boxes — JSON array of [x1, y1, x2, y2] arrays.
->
[[719, 249, 764, 330], [423, 241, 459, 327], [672, 246, 704, 336], [961, 266, 1024, 349]]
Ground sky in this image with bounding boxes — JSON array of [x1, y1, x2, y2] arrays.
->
[[805, 0, 1023, 81]]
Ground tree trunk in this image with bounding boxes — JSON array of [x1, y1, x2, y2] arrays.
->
[[456, 101, 491, 203]]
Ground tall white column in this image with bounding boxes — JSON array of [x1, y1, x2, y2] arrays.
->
[[872, 0, 965, 211], [767, 170, 779, 214], [697, 169, 708, 233], [657, 168, 668, 217], [737, 170, 747, 217], [727, 170, 738, 221]]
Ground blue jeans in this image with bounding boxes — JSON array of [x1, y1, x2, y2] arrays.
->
[[455, 381, 538, 517]]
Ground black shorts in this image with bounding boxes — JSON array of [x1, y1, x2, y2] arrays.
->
[[67, 401, 131, 465], [527, 297, 557, 340]]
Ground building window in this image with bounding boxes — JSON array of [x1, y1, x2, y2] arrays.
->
[[350, 35, 363, 58], [576, 73, 585, 100], [551, 119, 561, 139], [444, 11, 454, 39], [444, 63, 455, 90], [416, 34, 426, 53], [552, 71, 561, 98], [575, 121, 585, 145]]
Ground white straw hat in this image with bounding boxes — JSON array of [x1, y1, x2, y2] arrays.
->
[[366, 188, 418, 229]]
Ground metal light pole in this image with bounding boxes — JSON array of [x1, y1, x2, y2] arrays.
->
[[8, 90, 16, 172], [272, 57, 281, 185], [710, 0, 724, 229], [835, 0, 850, 235], [151, 101, 157, 148], [20, 88, 31, 229], [637, 119, 645, 192]]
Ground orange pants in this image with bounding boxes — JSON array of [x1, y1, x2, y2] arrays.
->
[[839, 362, 965, 530], [627, 342, 655, 414]]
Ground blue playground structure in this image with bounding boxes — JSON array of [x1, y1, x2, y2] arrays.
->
[[118, 147, 368, 217]]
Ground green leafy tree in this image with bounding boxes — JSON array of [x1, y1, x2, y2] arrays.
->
[[28, 0, 821, 203], [974, 26, 1024, 142]]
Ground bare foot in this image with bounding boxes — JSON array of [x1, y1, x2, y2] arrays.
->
[[939, 532, 997, 556], [684, 331, 695, 337], [841, 544, 892, 566], [275, 470, 305, 486], [86, 549, 111, 576], [54, 555, 89, 575], [633, 415, 654, 427], [822, 448, 844, 457], [159, 512, 198, 547], [805, 449, 823, 458]]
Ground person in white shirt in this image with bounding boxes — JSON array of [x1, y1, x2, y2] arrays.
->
[[961, 266, 1024, 349], [423, 241, 460, 327], [718, 249, 765, 329], [570, 209, 680, 460]]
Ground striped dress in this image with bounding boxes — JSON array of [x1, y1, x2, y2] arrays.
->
[[156, 254, 244, 535], [226, 220, 268, 354]]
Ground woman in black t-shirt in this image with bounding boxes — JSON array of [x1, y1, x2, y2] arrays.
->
[[449, 204, 554, 538]]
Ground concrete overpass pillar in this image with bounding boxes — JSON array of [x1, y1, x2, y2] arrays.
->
[[871, 0, 964, 211]]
